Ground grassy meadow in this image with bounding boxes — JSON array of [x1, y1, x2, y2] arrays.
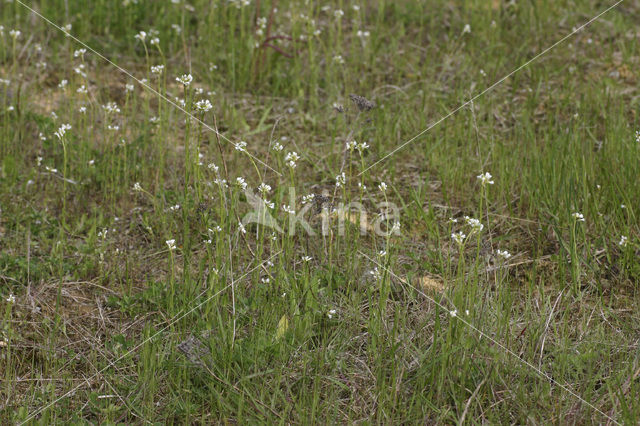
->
[[1, 0, 640, 423]]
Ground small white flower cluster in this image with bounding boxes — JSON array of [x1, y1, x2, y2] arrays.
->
[[572, 212, 585, 222], [166, 239, 177, 250], [635, 130, 640, 144], [150, 64, 164, 74], [234, 141, 247, 152], [285, 151, 300, 168], [195, 99, 213, 112], [333, 55, 345, 64], [74, 48, 86, 58], [256, 16, 267, 37], [301, 194, 315, 205], [9, 29, 21, 39], [103, 102, 121, 114], [133, 182, 143, 192], [58, 79, 68, 89], [496, 249, 512, 260], [327, 309, 337, 319], [272, 142, 284, 152], [346, 140, 357, 151], [54, 123, 72, 140], [618, 236, 628, 248], [378, 182, 387, 193], [476, 172, 494, 186], [282, 204, 295, 215], [236, 177, 248, 190], [369, 267, 382, 280], [451, 231, 466, 245], [463, 216, 484, 233], [176, 73, 193, 86], [335, 172, 346, 187], [258, 183, 271, 194], [356, 141, 369, 153]]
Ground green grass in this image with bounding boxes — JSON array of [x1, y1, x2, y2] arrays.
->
[[1, 0, 640, 423]]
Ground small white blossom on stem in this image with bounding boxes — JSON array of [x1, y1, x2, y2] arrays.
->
[[176, 74, 193, 86], [166, 239, 176, 250], [451, 231, 466, 246], [572, 212, 585, 222], [6, 294, 15, 303], [477, 172, 494, 186], [497, 249, 512, 260], [618, 236, 628, 247]]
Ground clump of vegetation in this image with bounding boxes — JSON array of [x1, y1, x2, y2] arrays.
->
[[1, 0, 639, 423]]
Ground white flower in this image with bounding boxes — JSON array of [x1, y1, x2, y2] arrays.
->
[[6, 294, 15, 303], [335, 172, 346, 187], [150, 64, 164, 74], [9, 29, 21, 39], [621, 204, 626, 209], [462, 24, 471, 34], [327, 309, 337, 319], [356, 141, 369, 153], [618, 236, 628, 248], [88, 159, 95, 166], [476, 172, 494, 186], [73, 48, 86, 58], [54, 124, 72, 140], [172, 24, 182, 34], [449, 309, 458, 317], [169, 204, 180, 211], [261, 277, 270, 284], [235, 177, 248, 190], [378, 182, 387, 193], [125, 83, 135, 92], [195, 99, 213, 112], [635, 130, 640, 144], [301, 194, 315, 204], [166, 239, 176, 250], [333, 55, 345, 64], [497, 249, 512, 260], [369, 267, 382, 280], [352, 5, 360, 11], [272, 142, 284, 152], [301, 256, 313, 262], [258, 183, 271, 194], [176, 74, 193, 86], [572, 212, 585, 222], [58, 79, 68, 89], [282, 204, 295, 215], [78, 106, 87, 114], [149, 37, 160, 45], [63, 24, 72, 34], [135, 31, 147, 42], [238, 222, 247, 234], [451, 231, 466, 245], [102, 102, 121, 114], [285, 151, 300, 168], [346, 140, 358, 151], [149, 116, 160, 124], [207, 163, 219, 172], [133, 182, 143, 191], [391, 222, 401, 233], [378, 250, 387, 257], [234, 141, 247, 152], [356, 30, 370, 39], [464, 216, 484, 233], [334, 9, 344, 18]]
